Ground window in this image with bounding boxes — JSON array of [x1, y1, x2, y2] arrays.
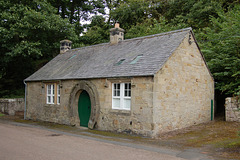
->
[[57, 85, 60, 104], [114, 59, 125, 66], [112, 83, 131, 110], [130, 54, 143, 64], [46, 83, 60, 105]]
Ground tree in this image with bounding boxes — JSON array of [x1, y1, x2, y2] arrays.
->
[[110, 0, 161, 29], [48, 0, 105, 36], [199, 4, 240, 95], [0, 0, 77, 97], [79, 15, 110, 45], [125, 17, 188, 39]]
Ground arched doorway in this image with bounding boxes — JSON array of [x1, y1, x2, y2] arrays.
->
[[69, 80, 100, 129], [78, 90, 91, 127]]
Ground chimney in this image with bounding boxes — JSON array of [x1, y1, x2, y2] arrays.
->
[[110, 23, 125, 44], [60, 40, 72, 54]]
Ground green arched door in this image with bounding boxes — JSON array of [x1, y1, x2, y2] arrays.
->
[[78, 90, 91, 127]]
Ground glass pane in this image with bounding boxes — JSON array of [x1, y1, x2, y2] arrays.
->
[[47, 85, 51, 94], [124, 99, 131, 109], [113, 98, 120, 108], [125, 83, 128, 89], [117, 90, 120, 96], [115, 90, 118, 97], [58, 97, 60, 104], [125, 91, 127, 97], [117, 84, 120, 89], [52, 85, 55, 94], [58, 85, 60, 95], [129, 84, 131, 89], [129, 91, 131, 97], [48, 96, 51, 103], [53, 96, 55, 103]]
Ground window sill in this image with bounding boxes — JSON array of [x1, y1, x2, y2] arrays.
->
[[110, 109, 131, 116], [44, 104, 60, 107]]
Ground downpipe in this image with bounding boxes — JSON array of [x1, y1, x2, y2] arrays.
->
[[23, 80, 27, 120]]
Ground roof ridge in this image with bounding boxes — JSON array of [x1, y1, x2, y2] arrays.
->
[[122, 27, 192, 42], [70, 27, 192, 52]]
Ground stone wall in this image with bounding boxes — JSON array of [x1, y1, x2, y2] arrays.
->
[[26, 81, 78, 125], [0, 98, 24, 115], [96, 77, 154, 136], [225, 97, 240, 122], [152, 32, 214, 136], [26, 77, 154, 136]]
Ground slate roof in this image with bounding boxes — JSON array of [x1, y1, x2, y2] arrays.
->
[[25, 28, 192, 82]]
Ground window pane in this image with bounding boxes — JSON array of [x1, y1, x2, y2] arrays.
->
[[117, 84, 120, 89], [124, 83, 131, 97], [48, 96, 51, 103], [52, 85, 55, 94], [47, 85, 51, 94], [58, 85, 60, 95], [124, 99, 131, 109], [117, 90, 120, 96], [53, 96, 55, 103], [58, 97, 60, 104], [113, 98, 120, 108]]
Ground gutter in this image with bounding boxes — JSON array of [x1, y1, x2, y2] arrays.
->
[[23, 80, 27, 120]]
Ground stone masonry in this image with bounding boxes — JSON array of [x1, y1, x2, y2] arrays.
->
[[225, 97, 240, 122], [0, 98, 24, 116], [26, 31, 214, 138], [26, 77, 154, 136], [152, 33, 214, 137]]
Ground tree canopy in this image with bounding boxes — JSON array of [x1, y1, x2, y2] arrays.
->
[[199, 5, 240, 95], [0, 0, 77, 97], [0, 0, 239, 98]]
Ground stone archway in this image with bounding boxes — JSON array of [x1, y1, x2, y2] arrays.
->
[[69, 80, 100, 129]]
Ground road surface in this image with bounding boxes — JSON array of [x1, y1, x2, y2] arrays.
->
[[0, 122, 187, 160]]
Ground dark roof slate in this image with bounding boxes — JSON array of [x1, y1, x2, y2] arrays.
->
[[25, 28, 191, 81]]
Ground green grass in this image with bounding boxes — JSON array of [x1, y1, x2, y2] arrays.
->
[[0, 113, 5, 117]]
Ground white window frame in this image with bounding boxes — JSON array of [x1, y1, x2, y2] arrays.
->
[[57, 84, 60, 104], [112, 83, 131, 110], [46, 83, 60, 105]]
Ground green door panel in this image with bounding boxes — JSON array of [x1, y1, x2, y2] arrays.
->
[[78, 90, 91, 127]]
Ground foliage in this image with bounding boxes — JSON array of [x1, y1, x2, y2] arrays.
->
[[1, 0, 239, 98], [48, 0, 105, 36], [79, 15, 110, 45], [199, 5, 240, 95], [163, 0, 222, 29], [125, 17, 188, 39], [110, 0, 151, 29], [0, 0, 77, 97]]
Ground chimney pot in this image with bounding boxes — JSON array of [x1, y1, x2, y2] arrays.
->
[[115, 23, 120, 28], [60, 40, 72, 54]]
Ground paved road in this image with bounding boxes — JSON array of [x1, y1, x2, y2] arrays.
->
[[0, 122, 185, 160], [0, 121, 213, 160]]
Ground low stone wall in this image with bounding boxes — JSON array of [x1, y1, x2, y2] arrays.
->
[[0, 98, 24, 116], [225, 97, 240, 122]]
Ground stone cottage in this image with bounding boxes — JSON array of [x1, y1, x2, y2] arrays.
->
[[24, 24, 214, 137]]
